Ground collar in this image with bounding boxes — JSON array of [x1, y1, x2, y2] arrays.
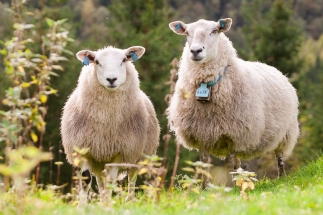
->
[[198, 66, 228, 87]]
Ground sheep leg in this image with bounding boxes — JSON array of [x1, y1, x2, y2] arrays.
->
[[276, 152, 286, 177], [225, 154, 242, 185], [126, 168, 138, 201], [200, 151, 211, 190], [97, 166, 119, 204], [234, 157, 241, 170], [225, 154, 236, 171], [78, 169, 92, 207]]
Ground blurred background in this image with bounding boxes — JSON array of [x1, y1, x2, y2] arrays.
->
[[0, 0, 322, 190]]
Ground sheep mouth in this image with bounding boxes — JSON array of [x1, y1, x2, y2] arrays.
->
[[191, 56, 203, 62], [106, 86, 118, 91]]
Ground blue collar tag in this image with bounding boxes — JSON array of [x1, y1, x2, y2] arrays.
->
[[82, 55, 90, 65], [196, 83, 209, 98]]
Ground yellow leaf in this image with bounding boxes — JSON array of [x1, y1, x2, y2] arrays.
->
[[21, 82, 30, 88], [236, 178, 244, 187], [241, 182, 248, 191], [182, 183, 188, 189], [180, 88, 190, 99], [72, 201, 78, 206], [73, 146, 89, 155], [49, 89, 58, 94], [55, 161, 63, 165], [18, 66, 25, 73], [79, 148, 89, 155], [2, 99, 9, 105], [138, 168, 148, 175], [192, 188, 200, 194], [248, 181, 255, 190], [32, 107, 38, 114], [40, 94, 47, 103], [182, 167, 195, 173], [197, 169, 213, 179], [30, 131, 38, 142], [137, 160, 149, 165], [73, 158, 80, 167], [36, 123, 43, 131], [183, 92, 190, 99]]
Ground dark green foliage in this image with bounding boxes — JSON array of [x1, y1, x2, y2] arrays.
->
[[242, 0, 303, 77], [296, 36, 323, 160], [1, 0, 323, 191]]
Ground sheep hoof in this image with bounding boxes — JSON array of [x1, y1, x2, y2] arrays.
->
[[276, 153, 287, 177]]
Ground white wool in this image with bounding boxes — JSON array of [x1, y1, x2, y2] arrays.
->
[[61, 46, 160, 175], [168, 19, 299, 160]]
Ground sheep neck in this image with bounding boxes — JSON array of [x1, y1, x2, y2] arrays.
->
[[198, 66, 228, 87]]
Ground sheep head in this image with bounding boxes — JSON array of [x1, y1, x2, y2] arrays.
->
[[76, 46, 145, 91], [169, 18, 232, 64]]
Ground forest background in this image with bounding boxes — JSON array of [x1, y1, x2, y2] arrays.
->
[[0, 0, 322, 191]]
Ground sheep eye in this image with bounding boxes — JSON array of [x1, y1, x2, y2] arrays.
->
[[95, 60, 101, 66], [120, 57, 127, 65], [211, 29, 218, 34]]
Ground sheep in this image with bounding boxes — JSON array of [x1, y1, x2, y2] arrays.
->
[[167, 18, 299, 179], [60, 46, 160, 204]]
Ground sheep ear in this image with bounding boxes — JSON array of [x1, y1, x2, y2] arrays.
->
[[125, 46, 145, 62], [76, 50, 96, 65], [218, 18, 232, 33], [169, 21, 187, 35]]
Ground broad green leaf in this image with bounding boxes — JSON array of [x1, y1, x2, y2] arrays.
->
[[56, 18, 68, 25], [46, 18, 55, 27]]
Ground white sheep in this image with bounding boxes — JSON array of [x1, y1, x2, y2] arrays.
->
[[167, 18, 299, 177], [60, 46, 160, 204]]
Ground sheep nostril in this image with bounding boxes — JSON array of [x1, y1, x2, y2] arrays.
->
[[106, 78, 117, 84], [190, 48, 203, 56]]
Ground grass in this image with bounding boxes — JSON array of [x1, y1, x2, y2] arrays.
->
[[1, 157, 323, 215]]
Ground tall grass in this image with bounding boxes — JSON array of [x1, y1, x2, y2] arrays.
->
[[1, 156, 322, 215]]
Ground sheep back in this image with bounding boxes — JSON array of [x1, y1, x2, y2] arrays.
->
[[168, 39, 299, 160]]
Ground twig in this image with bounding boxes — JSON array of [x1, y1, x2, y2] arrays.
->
[[56, 147, 63, 186], [168, 141, 180, 192], [162, 133, 171, 169], [105, 163, 141, 168]]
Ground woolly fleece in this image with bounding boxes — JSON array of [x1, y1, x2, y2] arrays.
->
[[168, 19, 299, 160], [61, 46, 160, 175]]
